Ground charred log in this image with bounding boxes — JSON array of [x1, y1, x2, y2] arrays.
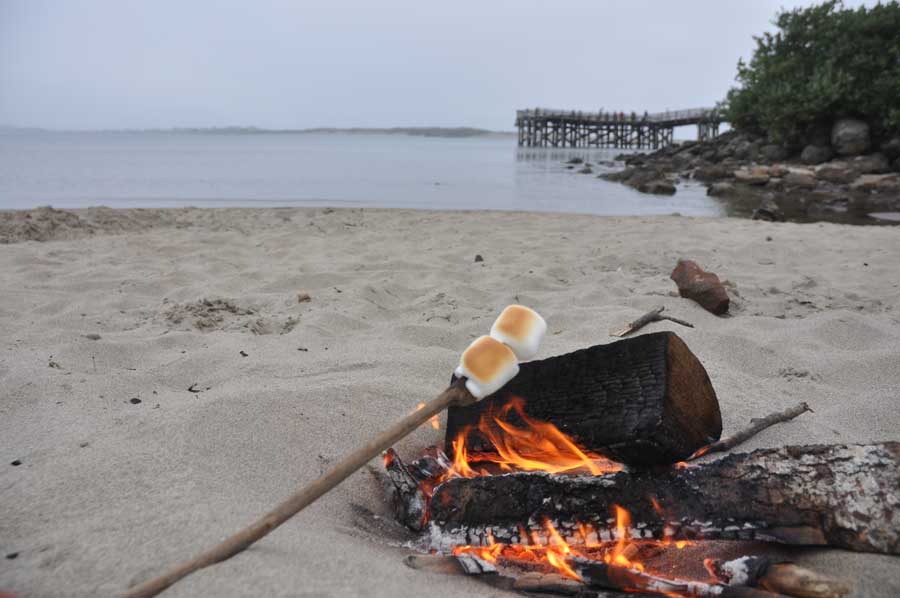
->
[[446, 332, 722, 466], [427, 443, 900, 555], [384, 447, 452, 529]]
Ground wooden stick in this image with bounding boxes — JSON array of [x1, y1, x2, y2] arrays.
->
[[512, 572, 582, 595], [706, 556, 849, 598], [611, 306, 694, 337], [759, 563, 849, 598], [687, 402, 812, 460], [124, 382, 474, 598], [572, 557, 793, 598]]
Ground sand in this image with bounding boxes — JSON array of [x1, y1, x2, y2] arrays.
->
[[1, 207, 899, 597]]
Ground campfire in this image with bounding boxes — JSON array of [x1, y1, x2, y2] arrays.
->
[[385, 332, 898, 598]]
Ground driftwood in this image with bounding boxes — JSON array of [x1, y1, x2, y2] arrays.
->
[[610, 306, 694, 337], [445, 332, 722, 466], [426, 443, 900, 555], [689, 403, 812, 460], [706, 556, 849, 598], [573, 558, 791, 598]]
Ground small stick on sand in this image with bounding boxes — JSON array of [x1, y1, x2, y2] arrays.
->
[[687, 402, 812, 460], [610, 306, 694, 337]]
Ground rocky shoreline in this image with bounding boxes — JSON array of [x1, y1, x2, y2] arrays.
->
[[589, 118, 900, 223]]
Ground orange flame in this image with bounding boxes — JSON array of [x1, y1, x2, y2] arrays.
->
[[453, 520, 583, 581], [409, 397, 710, 586], [415, 402, 441, 430], [446, 396, 620, 478], [649, 495, 694, 549], [605, 505, 644, 572]]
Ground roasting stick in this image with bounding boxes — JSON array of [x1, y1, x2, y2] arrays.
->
[[123, 305, 547, 598]]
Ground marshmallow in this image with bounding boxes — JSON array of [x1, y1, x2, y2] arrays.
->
[[489, 304, 547, 361], [455, 335, 519, 399]]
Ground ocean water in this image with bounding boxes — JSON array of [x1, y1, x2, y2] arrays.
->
[[0, 130, 723, 216]]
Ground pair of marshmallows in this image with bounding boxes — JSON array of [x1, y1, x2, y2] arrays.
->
[[454, 305, 547, 399]]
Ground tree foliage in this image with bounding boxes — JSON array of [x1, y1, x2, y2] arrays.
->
[[724, 1, 900, 145]]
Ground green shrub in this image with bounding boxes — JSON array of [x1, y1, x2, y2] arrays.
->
[[724, 1, 900, 146]]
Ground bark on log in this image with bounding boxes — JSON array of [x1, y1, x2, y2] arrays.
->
[[445, 332, 722, 466], [426, 443, 900, 555]]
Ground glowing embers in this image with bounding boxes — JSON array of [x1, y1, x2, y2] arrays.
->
[[450, 506, 696, 585]]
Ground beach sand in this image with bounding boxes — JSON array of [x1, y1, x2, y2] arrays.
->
[[1, 207, 899, 597]]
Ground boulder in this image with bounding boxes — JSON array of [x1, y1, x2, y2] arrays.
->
[[752, 199, 786, 222], [831, 118, 870, 156], [701, 149, 719, 163], [815, 161, 857, 184], [765, 177, 784, 191], [800, 144, 833, 165], [578, 166, 593, 174], [803, 122, 832, 147], [694, 164, 733, 181], [670, 260, 729, 315], [768, 164, 789, 177], [881, 138, 900, 161], [760, 144, 790, 163], [706, 182, 736, 197], [850, 174, 900, 192], [783, 169, 818, 189], [734, 167, 770, 186], [601, 167, 636, 182], [850, 153, 890, 174], [565, 157, 583, 165], [635, 179, 677, 195], [671, 152, 693, 170], [732, 140, 753, 160]]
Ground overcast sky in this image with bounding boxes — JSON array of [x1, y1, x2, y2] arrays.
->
[[0, 0, 872, 130]]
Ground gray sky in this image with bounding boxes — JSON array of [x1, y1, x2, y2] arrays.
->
[[0, 0, 871, 130]]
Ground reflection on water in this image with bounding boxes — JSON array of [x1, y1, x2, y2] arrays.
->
[[0, 131, 893, 224], [0, 131, 722, 217]]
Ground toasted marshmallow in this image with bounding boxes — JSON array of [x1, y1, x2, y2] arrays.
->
[[489, 304, 547, 361], [454, 335, 519, 399]]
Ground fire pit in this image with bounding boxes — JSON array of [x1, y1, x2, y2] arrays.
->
[[384, 333, 898, 598]]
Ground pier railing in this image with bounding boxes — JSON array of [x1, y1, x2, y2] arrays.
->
[[516, 107, 720, 126], [515, 106, 722, 149]]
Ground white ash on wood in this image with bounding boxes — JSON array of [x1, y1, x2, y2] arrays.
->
[[426, 443, 900, 555]]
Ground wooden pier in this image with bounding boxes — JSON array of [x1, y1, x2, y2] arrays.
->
[[516, 107, 721, 149]]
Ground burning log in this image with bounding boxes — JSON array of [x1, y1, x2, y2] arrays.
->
[[427, 442, 900, 555], [383, 447, 452, 529], [446, 332, 722, 466]]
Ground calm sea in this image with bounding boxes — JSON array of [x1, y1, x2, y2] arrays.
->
[[0, 130, 723, 216]]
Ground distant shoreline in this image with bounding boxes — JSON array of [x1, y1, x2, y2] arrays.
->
[[0, 125, 515, 139]]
